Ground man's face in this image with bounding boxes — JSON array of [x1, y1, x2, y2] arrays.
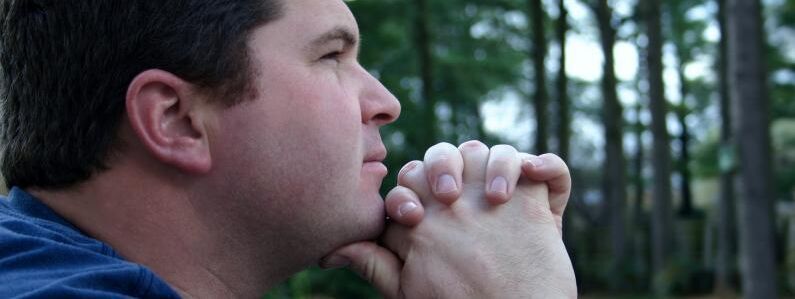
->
[[204, 0, 400, 264]]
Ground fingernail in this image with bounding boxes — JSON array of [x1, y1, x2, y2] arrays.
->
[[490, 176, 508, 195], [398, 161, 419, 179], [320, 255, 350, 269], [527, 157, 544, 168], [435, 174, 457, 194], [398, 202, 419, 217]]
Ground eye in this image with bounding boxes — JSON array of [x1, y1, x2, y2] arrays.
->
[[320, 50, 343, 62]]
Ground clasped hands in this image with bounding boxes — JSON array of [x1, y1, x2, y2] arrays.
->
[[323, 141, 577, 298]]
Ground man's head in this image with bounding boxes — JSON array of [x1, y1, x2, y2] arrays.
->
[[0, 0, 401, 279], [0, 0, 282, 189], [193, 0, 401, 266]]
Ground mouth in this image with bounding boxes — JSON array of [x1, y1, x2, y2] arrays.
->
[[363, 146, 387, 164], [362, 146, 388, 177]]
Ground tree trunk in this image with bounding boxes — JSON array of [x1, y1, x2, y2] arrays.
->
[[715, 0, 738, 292], [415, 0, 437, 149], [595, 0, 627, 290], [556, 0, 577, 267], [632, 28, 651, 286], [727, 0, 778, 297], [556, 0, 569, 160], [669, 0, 695, 217], [633, 102, 648, 286], [644, 0, 675, 292], [675, 79, 694, 217], [529, 0, 548, 153]]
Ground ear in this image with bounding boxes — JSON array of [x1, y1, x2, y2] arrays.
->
[[125, 69, 213, 174]]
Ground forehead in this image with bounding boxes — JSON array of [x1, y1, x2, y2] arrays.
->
[[278, 0, 359, 38]]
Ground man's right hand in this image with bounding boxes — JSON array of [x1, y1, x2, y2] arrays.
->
[[323, 141, 576, 298]]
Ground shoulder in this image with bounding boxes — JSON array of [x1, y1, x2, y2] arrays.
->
[[0, 202, 179, 298]]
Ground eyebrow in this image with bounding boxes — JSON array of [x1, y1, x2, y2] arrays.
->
[[308, 26, 359, 52]]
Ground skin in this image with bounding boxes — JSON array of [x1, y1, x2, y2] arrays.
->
[[28, 0, 576, 298], [326, 142, 577, 298]]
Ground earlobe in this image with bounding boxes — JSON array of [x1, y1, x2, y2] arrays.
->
[[125, 70, 213, 174]]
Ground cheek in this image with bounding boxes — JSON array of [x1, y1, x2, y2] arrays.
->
[[266, 85, 363, 193]]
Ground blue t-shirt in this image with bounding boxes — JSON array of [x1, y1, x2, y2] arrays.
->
[[0, 187, 180, 298]]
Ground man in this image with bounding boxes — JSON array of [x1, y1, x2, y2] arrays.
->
[[0, 0, 576, 298]]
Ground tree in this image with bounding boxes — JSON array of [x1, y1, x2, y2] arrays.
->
[[593, 0, 627, 289], [529, 0, 548, 153], [714, 0, 738, 292], [631, 27, 650, 289], [415, 0, 438, 150], [666, 0, 710, 218], [727, 0, 779, 297], [556, 0, 570, 160], [643, 0, 675, 292]]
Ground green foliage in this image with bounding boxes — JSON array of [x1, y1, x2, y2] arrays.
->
[[773, 119, 795, 200], [265, 0, 795, 296], [691, 130, 721, 178], [263, 268, 379, 299]]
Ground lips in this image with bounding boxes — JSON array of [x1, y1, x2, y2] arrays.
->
[[362, 145, 388, 177], [363, 145, 387, 164]]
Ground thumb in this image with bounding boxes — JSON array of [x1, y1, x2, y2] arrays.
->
[[320, 241, 403, 299]]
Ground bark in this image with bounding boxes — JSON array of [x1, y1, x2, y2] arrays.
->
[[633, 44, 647, 233], [633, 102, 648, 284], [644, 0, 675, 288], [556, 0, 576, 262], [675, 79, 694, 216], [727, 0, 778, 297], [529, 0, 548, 153], [415, 0, 437, 149], [715, 0, 738, 292], [595, 0, 627, 289], [670, 0, 694, 217], [556, 0, 570, 160]]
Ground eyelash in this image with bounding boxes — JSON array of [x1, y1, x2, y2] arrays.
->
[[321, 50, 343, 61]]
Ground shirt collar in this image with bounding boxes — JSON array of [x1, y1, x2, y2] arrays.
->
[[7, 186, 81, 231]]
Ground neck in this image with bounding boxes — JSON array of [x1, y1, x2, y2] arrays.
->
[[28, 155, 289, 298]]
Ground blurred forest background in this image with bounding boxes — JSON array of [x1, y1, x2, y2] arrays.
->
[[265, 0, 795, 297]]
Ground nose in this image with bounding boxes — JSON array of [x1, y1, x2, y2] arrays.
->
[[358, 66, 401, 126]]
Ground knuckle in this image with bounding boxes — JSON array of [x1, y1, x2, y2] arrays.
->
[[428, 156, 453, 173], [490, 144, 517, 154], [540, 153, 564, 165], [426, 142, 458, 156], [541, 153, 570, 173], [459, 140, 488, 150], [540, 152, 560, 159], [488, 156, 513, 170], [386, 186, 408, 198], [424, 143, 461, 168], [458, 140, 489, 154]]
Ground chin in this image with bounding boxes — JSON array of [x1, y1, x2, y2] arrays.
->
[[339, 193, 386, 244], [357, 195, 387, 239]]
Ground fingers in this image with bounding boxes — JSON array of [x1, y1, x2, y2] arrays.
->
[[381, 221, 413, 261], [519, 153, 571, 216], [457, 140, 490, 189], [423, 143, 464, 204], [519, 153, 571, 235], [384, 186, 425, 227], [320, 242, 402, 299], [397, 160, 439, 210], [485, 145, 522, 205], [396, 142, 569, 222]]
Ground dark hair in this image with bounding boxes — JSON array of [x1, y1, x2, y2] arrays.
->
[[0, 0, 283, 189]]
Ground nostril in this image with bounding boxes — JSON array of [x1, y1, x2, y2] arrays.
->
[[372, 112, 395, 124]]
